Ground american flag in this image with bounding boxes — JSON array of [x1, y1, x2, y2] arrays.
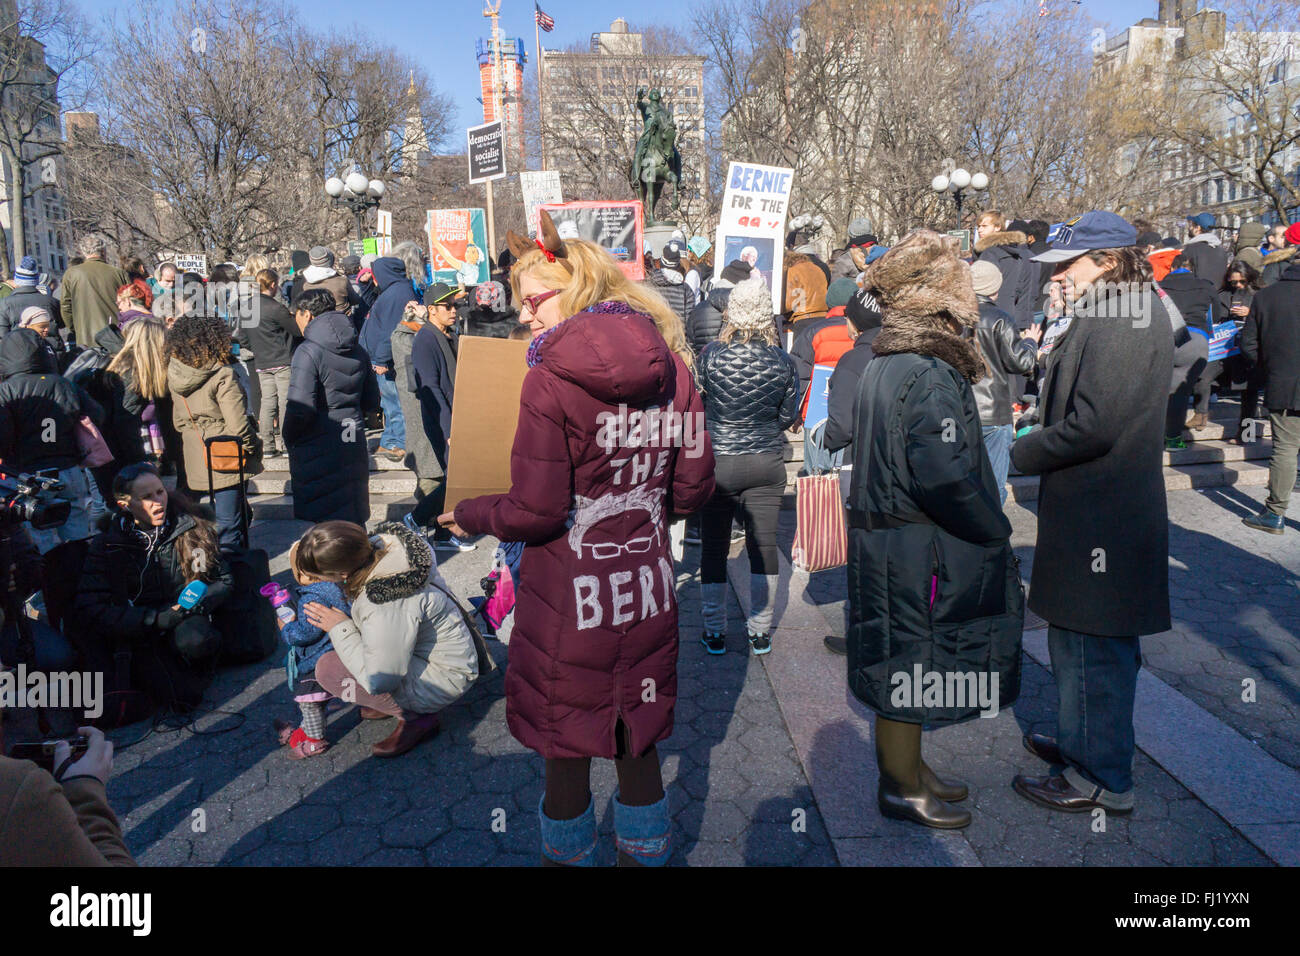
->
[[535, 3, 554, 32]]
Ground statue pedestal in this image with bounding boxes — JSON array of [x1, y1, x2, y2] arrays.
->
[[643, 224, 681, 261]]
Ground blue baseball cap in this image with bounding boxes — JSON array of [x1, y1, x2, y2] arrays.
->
[[1032, 211, 1138, 263], [1187, 212, 1216, 230]]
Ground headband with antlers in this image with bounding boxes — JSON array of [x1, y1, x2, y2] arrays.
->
[[506, 209, 573, 272]]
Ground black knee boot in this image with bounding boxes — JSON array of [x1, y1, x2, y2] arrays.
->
[[875, 716, 971, 829]]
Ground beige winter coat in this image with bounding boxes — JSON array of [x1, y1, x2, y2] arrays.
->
[[169, 359, 263, 491], [327, 523, 479, 715]]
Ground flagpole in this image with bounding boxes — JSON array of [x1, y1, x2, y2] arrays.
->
[[535, 13, 546, 171]]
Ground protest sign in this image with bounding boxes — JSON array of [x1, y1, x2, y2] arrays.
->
[[444, 336, 530, 513], [375, 209, 393, 255], [713, 161, 794, 313], [520, 170, 563, 236], [427, 208, 490, 287], [539, 200, 644, 280], [173, 253, 208, 276], [804, 364, 834, 430], [947, 229, 972, 255], [467, 121, 506, 184], [1207, 321, 1240, 362]]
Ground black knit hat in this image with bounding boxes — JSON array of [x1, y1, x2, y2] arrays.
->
[[719, 259, 752, 284], [845, 287, 883, 332]]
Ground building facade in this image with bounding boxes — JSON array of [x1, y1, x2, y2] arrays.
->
[[1095, 1, 1300, 233], [477, 35, 527, 174], [541, 19, 706, 221]]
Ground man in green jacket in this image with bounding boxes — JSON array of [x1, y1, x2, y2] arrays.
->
[[60, 236, 128, 346]]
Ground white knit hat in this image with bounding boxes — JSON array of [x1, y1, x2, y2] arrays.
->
[[724, 277, 774, 332], [19, 305, 51, 328], [970, 260, 1003, 298]]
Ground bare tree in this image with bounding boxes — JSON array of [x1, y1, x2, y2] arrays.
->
[[0, 0, 92, 266], [62, 0, 454, 263]]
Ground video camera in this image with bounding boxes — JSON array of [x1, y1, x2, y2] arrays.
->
[[0, 473, 70, 530]]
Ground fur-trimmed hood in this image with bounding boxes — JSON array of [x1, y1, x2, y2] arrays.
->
[[864, 229, 986, 383], [974, 230, 1028, 255], [1262, 245, 1297, 267], [364, 522, 435, 604]]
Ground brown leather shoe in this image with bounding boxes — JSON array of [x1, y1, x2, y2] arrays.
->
[[358, 706, 391, 720], [1023, 732, 1063, 765], [1012, 772, 1132, 815], [1186, 412, 1208, 430], [371, 712, 440, 757]]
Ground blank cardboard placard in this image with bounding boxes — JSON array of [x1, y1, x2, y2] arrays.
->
[[444, 336, 530, 514]]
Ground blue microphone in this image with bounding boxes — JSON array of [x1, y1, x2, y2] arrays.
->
[[178, 580, 208, 611]]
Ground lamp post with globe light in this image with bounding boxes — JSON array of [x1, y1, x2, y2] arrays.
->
[[931, 168, 989, 236], [325, 170, 386, 240]]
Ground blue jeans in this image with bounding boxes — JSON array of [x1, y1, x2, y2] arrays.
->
[[0, 618, 76, 671], [211, 484, 245, 552], [377, 372, 406, 450], [1048, 626, 1142, 806], [982, 424, 1013, 505], [28, 466, 92, 554]]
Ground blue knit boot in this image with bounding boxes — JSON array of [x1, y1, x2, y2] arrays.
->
[[538, 794, 598, 867], [613, 791, 672, 867]]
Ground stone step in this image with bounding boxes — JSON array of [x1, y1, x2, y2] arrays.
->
[[1165, 439, 1271, 466], [250, 493, 416, 524], [263, 453, 412, 472], [248, 471, 416, 496], [780, 457, 1282, 502]]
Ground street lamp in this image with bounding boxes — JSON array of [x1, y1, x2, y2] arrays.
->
[[932, 167, 989, 233], [325, 170, 386, 240]]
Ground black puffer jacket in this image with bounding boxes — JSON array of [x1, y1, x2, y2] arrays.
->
[[973, 299, 1036, 426], [0, 328, 103, 471], [685, 286, 731, 355], [696, 339, 799, 455], [846, 351, 1019, 725], [645, 268, 695, 326], [74, 506, 233, 638], [283, 310, 380, 524]]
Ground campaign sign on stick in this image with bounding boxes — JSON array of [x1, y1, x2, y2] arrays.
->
[[713, 161, 794, 313], [538, 200, 644, 280], [467, 121, 506, 184], [520, 170, 563, 236], [427, 208, 490, 287]]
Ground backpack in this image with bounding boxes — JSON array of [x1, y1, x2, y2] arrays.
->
[[63, 345, 112, 385]]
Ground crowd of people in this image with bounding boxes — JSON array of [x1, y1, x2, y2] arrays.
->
[[1, 199, 1297, 866]]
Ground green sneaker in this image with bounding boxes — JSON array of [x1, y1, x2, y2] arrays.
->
[[1164, 436, 1187, 451]]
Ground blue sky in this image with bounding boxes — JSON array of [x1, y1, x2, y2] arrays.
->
[[271, 0, 1150, 145]]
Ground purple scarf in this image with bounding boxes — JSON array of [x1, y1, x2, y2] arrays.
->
[[525, 300, 636, 368]]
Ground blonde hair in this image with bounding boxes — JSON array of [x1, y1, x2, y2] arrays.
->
[[510, 239, 694, 370], [718, 319, 778, 347], [107, 316, 169, 400], [242, 253, 270, 278], [978, 211, 1004, 231]]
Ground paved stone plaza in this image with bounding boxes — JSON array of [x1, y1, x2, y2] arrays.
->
[[103, 485, 1297, 866]]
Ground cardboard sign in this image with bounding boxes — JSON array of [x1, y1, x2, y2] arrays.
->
[[713, 161, 794, 313], [173, 253, 208, 276], [520, 170, 563, 236], [427, 208, 490, 287], [376, 209, 393, 255], [444, 336, 531, 514], [539, 200, 644, 280], [467, 121, 506, 184], [804, 364, 834, 429]]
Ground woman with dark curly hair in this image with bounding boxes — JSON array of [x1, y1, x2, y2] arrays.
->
[[166, 315, 262, 549]]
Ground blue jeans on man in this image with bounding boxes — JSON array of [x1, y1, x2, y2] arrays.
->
[[1048, 625, 1142, 809], [377, 370, 406, 450], [982, 423, 1013, 505]]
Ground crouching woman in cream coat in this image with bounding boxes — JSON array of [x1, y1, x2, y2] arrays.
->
[[301, 520, 490, 758]]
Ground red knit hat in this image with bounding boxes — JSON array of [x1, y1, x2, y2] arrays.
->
[[1285, 222, 1300, 246]]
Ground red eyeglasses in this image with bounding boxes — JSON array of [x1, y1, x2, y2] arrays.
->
[[522, 289, 560, 315]]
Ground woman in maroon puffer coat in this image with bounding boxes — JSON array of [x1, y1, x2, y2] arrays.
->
[[442, 227, 714, 867]]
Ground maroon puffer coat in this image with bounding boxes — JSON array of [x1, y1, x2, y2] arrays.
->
[[455, 303, 715, 759]]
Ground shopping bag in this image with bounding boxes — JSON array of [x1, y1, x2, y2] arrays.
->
[[791, 472, 847, 572]]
